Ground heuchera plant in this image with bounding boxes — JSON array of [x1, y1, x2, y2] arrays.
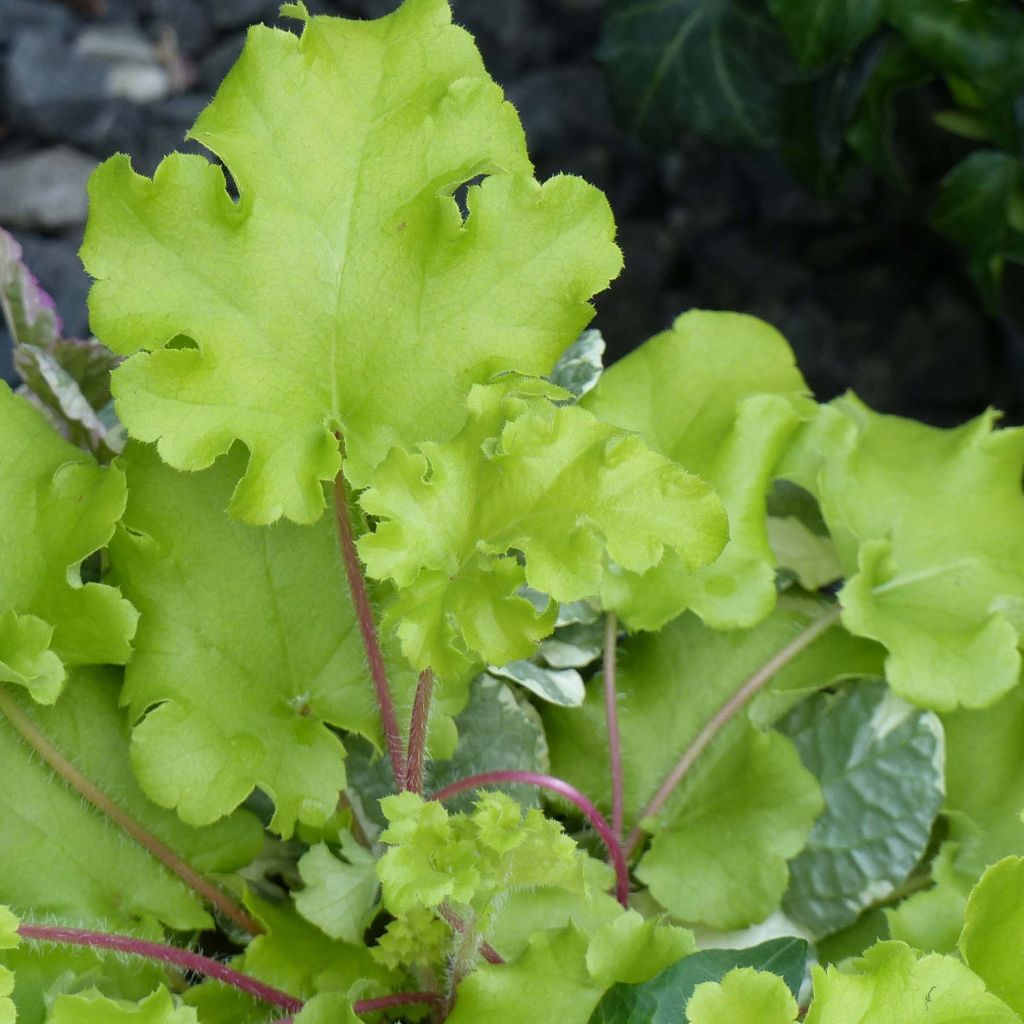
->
[[3, 2, 1024, 1022]]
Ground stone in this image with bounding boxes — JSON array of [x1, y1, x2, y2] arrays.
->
[[199, 31, 246, 92], [147, 0, 214, 57], [0, 146, 97, 231], [208, 0, 279, 31]]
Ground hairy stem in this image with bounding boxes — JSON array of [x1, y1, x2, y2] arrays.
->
[[404, 669, 434, 794], [603, 613, 624, 843], [439, 904, 504, 965], [332, 453, 405, 785], [18, 923, 301, 1012], [431, 770, 630, 907], [624, 605, 843, 860], [0, 686, 261, 936]]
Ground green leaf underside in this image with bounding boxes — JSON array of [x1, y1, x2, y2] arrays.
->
[[547, 610, 880, 928], [359, 379, 726, 676], [779, 679, 944, 938], [582, 310, 811, 632], [805, 941, 1021, 1022], [781, 396, 1024, 712], [110, 443, 461, 836], [0, 384, 136, 696], [0, 669, 261, 931], [599, 0, 798, 148], [590, 936, 808, 1023], [82, 0, 621, 524]]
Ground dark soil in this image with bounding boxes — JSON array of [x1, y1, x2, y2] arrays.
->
[[2, 0, 1020, 426]]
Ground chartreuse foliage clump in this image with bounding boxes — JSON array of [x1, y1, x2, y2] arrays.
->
[[3, 0, 1024, 1021]]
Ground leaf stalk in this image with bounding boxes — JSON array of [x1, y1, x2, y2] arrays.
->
[[624, 604, 843, 859], [602, 612, 624, 842], [17, 923, 301, 1012], [404, 668, 434, 794]]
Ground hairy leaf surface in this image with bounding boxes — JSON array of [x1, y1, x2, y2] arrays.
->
[[687, 967, 799, 1023], [47, 988, 196, 1024], [0, 669, 261, 931], [82, 0, 621, 522]]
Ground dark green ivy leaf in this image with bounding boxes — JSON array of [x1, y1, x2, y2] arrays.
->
[[589, 936, 808, 1023], [767, 0, 885, 68], [932, 150, 1024, 309], [599, 0, 799, 148]]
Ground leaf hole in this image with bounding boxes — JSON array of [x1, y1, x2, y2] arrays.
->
[[451, 174, 487, 225]]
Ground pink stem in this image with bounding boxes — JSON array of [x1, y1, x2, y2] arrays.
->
[[624, 605, 843, 859], [404, 669, 434, 794], [355, 991, 443, 1013], [430, 771, 629, 907], [18, 924, 303, 1012], [332, 457, 405, 785], [602, 613, 624, 842]]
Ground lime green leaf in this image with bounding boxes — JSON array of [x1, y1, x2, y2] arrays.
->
[[782, 397, 1024, 711], [449, 923, 596, 1024], [0, 965, 13, 1024], [0, 668, 261, 931], [546, 610, 877, 927], [778, 680, 944, 937], [376, 791, 587, 926], [82, 0, 621, 522], [0, 383, 136, 694], [636, 727, 822, 929], [885, 842, 971, 955], [109, 443, 443, 836], [592, 936, 808, 1024], [293, 993, 360, 1024], [293, 837, 379, 945], [450, 915, 692, 1024], [3, 942, 169, 1024], [805, 941, 1021, 1023], [688, 967, 799, 1023], [46, 988, 196, 1024], [0, 611, 65, 705], [599, 0, 796, 148], [359, 379, 726, 675], [586, 911, 695, 988], [238, 894, 390, 1001], [582, 310, 810, 631], [961, 857, 1024, 1017], [0, 910, 16, 950], [766, 0, 884, 67], [371, 905, 452, 972]]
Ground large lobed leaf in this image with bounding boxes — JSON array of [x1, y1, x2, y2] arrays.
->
[[581, 310, 812, 632], [109, 443, 462, 836], [81, 0, 621, 524], [358, 378, 727, 676], [0, 384, 136, 702], [781, 396, 1024, 711]]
